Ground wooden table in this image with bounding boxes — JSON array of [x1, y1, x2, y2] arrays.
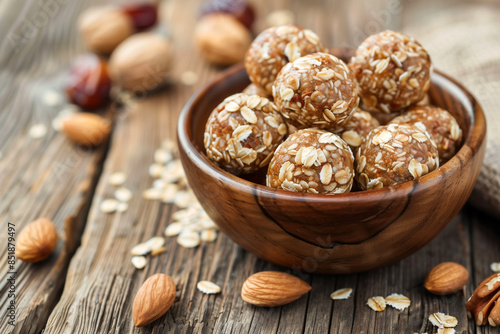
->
[[1, 0, 499, 333]]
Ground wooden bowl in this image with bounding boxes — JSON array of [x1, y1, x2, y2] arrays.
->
[[177, 52, 486, 274]]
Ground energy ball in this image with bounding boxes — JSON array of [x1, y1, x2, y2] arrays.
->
[[349, 30, 432, 113], [273, 52, 359, 131], [355, 123, 439, 190], [242, 83, 271, 98], [330, 109, 380, 151], [267, 129, 354, 194], [389, 105, 462, 163], [204, 93, 287, 175], [245, 25, 326, 94]]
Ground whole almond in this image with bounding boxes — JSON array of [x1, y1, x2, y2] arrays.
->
[[241, 271, 311, 307], [424, 262, 469, 295], [132, 273, 176, 327], [62, 113, 111, 147], [16, 218, 58, 263]]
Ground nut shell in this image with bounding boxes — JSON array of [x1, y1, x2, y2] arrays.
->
[[109, 33, 173, 92], [424, 262, 469, 295], [62, 113, 111, 147], [79, 6, 134, 55], [132, 273, 176, 327], [16, 218, 58, 263], [195, 13, 252, 66], [241, 271, 311, 307]]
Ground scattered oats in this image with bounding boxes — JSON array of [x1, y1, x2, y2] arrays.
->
[[200, 218, 216, 229], [153, 179, 165, 189], [197, 281, 221, 294], [42, 89, 63, 106], [100, 198, 119, 213], [330, 288, 352, 300], [145, 236, 165, 251], [154, 148, 172, 164], [164, 222, 184, 237], [180, 71, 199, 86], [429, 313, 458, 328], [143, 187, 163, 200], [184, 222, 204, 233], [161, 184, 179, 203], [177, 231, 201, 248], [367, 296, 386, 311], [29, 123, 47, 138], [109, 172, 126, 186], [131, 243, 151, 256], [266, 9, 295, 27], [438, 329, 455, 334], [385, 293, 411, 310], [173, 207, 199, 221], [174, 190, 194, 208], [151, 246, 166, 256], [114, 187, 132, 202], [116, 202, 128, 212], [162, 139, 177, 151], [491, 262, 500, 272], [131, 256, 147, 269], [200, 229, 218, 242], [149, 163, 164, 178]]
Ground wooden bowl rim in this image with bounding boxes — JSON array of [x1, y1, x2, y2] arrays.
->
[[177, 64, 486, 203]]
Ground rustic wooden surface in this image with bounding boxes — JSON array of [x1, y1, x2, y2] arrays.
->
[[0, 0, 499, 333]]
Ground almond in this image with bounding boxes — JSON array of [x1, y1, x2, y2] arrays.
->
[[62, 113, 111, 147], [424, 262, 469, 295], [16, 218, 58, 263], [132, 273, 176, 327], [241, 271, 311, 307]]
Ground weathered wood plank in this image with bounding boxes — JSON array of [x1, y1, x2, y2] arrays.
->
[[0, 0, 113, 332]]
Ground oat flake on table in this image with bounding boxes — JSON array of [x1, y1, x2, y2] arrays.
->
[[429, 312, 458, 328], [367, 296, 386, 311], [131, 256, 147, 269], [330, 288, 352, 300], [385, 293, 411, 310], [197, 281, 221, 294]]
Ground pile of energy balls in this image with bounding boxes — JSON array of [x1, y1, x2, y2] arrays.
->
[[204, 27, 462, 194]]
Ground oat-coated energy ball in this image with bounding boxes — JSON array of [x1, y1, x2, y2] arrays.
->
[[267, 129, 354, 194], [389, 105, 462, 163], [242, 83, 271, 98], [355, 123, 439, 190], [273, 53, 359, 131], [204, 93, 287, 175], [245, 25, 326, 94], [329, 108, 380, 151], [349, 30, 432, 113]]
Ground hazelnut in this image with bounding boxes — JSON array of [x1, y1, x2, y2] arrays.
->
[[109, 33, 173, 92], [194, 13, 252, 66], [78, 6, 134, 55]]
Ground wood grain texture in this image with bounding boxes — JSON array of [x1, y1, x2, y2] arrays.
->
[[0, 0, 499, 333]]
